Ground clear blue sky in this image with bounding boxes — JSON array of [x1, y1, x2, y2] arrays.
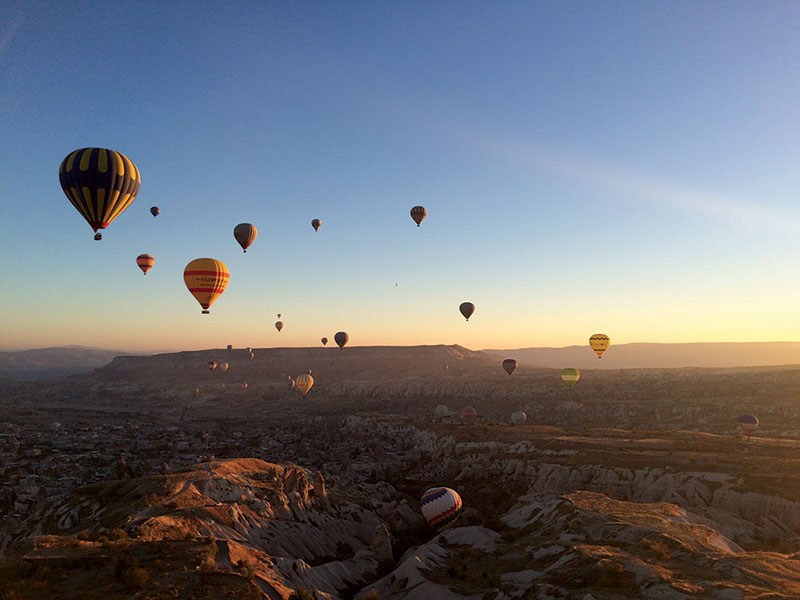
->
[[2, 1, 800, 351]]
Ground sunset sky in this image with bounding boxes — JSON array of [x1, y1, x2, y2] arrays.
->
[[2, 2, 800, 352]]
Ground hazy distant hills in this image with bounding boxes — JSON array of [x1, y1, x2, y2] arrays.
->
[[484, 341, 800, 369], [0, 346, 140, 380]]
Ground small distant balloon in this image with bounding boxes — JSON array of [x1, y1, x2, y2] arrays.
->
[[277, 313, 281, 318], [287, 378, 295, 391], [311, 219, 321, 232], [410, 206, 427, 227], [192, 387, 200, 395], [589, 334, 610, 358], [208, 361, 217, 372], [249, 352, 255, 361], [737, 414, 759, 438], [136, 254, 155, 275], [275, 321, 284, 332], [233, 223, 257, 253], [219, 362, 229, 372], [459, 302, 475, 321], [434, 404, 448, 419], [561, 368, 580, 388], [295, 373, 314, 396], [321, 337, 328, 346], [150, 206, 160, 217], [227, 344, 233, 352], [334, 331, 349, 350], [420, 487, 462, 531], [511, 410, 527, 425], [462, 406, 477, 421], [240, 382, 248, 390], [502, 359, 517, 375]]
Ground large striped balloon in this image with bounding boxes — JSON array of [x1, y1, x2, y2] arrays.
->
[[59, 148, 141, 237], [410, 205, 427, 227], [136, 254, 155, 275], [184, 258, 229, 314], [295, 373, 314, 395], [233, 223, 257, 253], [561, 368, 580, 388], [589, 333, 610, 358], [420, 487, 462, 531]]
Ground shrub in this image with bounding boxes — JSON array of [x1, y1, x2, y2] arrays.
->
[[288, 590, 315, 600]]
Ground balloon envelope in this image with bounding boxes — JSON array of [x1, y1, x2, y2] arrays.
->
[[311, 219, 321, 231], [208, 361, 217, 372], [275, 321, 284, 332], [410, 206, 427, 227], [220, 362, 229, 372], [511, 410, 527, 425], [184, 258, 229, 314], [233, 223, 257, 253], [150, 206, 160, 217], [462, 406, 477, 421], [249, 352, 255, 361], [502, 359, 517, 375], [420, 487, 462, 530], [59, 148, 141, 236], [589, 334, 610, 358], [459, 302, 475, 321], [227, 345, 233, 352], [737, 415, 759, 436], [321, 337, 328, 346], [334, 331, 349, 350], [295, 373, 314, 395], [434, 404, 448, 418], [136, 254, 154, 275], [561, 368, 580, 388]]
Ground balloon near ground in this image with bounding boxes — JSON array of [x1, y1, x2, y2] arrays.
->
[[459, 302, 475, 321], [410, 205, 427, 227], [227, 344, 233, 352], [589, 333, 610, 358], [240, 382, 248, 390], [136, 254, 154, 275], [511, 410, 527, 425], [334, 331, 349, 350], [233, 223, 257, 253], [502, 359, 517, 375], [420, 487, 462, 531], [434, 404, 448, 418], [219, 362, 229, 372], [59, 148, 141, 238], [249, 352, 255, 361], [311, 219, 321, 231], [208, 361, 217, 372], [295, 373, 314, 395], [737, 414, 759, 438], [462, 406, 477, 421], [183, 258, 229, 314], [561, 368, 580, 388]]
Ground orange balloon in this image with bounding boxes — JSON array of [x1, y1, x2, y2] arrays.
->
[[183, 258, 229, 314]]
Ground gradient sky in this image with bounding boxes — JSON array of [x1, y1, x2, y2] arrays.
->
[[2, 1, 800, 352]]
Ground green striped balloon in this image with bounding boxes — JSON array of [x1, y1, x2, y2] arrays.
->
[[561, 368, 580, 388]]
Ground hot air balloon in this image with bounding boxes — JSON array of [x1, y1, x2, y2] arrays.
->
[[334, 331, 349, 350], [410, 206, 427, 227], [502, 359, 517, 375], [589, 334, 610, 358], [277, 313, 281, 318], [459, 302, 475, 321], [249, 352, 255, 361], [561, 368, 580, 388], [184, 259, 229, 314], [737, 415, 759, 438], [295, 373, 314, 396], [208, 361, 217, 372], [246, 347, 252, 353], [233, 223, 257, 253], [462, 406, 477, 421], [434, 404, 448, 419], [240, 382, 248, 390], [59, 148, 141, 240], [444, 364, 449, 371], [321, 337, 328, 346], [311, 219, 321, 232], [275, 321, 284, 332], [150, 206, 160, 217], [511, 410, 527, 425], [219, 362, 229, 372], [227, 344, 233, 352], [420, 487, 462, 531], [136, 254, 155, 275], [287, 377, 296, 391], [192, 387, 200, 395]]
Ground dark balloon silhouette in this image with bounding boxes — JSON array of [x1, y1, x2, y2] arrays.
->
[[334, 331, 349, 350], [410, 206, 427, 227], [459, 302, 475, 321], [233, 223, 257, 253]]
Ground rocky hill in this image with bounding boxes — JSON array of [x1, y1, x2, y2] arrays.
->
[[0, 346, 136, 380]]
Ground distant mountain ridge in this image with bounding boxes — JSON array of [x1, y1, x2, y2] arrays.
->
[[483, 341, 800, 369], [0, 346, 143, 380]]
